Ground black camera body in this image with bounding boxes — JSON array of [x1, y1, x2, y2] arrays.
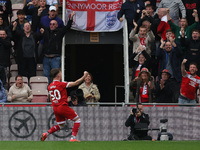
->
[[70, 89, 84, 102], [160, 119, 168, 123], [132, 108, 139, 114]]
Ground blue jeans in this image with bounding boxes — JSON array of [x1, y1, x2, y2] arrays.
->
[[43, 56, 61, 83], [178, 95, 196, 104]]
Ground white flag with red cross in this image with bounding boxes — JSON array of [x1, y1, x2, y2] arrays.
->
[[60, 0, 123, 32]]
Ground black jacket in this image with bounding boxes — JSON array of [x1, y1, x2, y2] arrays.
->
[[181, 36, 200, 75], [42, 19, 73, 56], [12, 30, 43, 63], [23, 4, 50, 32], [182, 0, 200, 25], [0, 37, 11, 67], [117, 0, 145, 33], [0, 0, 12, 25], [125, 113, 150, 137], [155, 79, 174, 103], [129, 50, 151, 80]]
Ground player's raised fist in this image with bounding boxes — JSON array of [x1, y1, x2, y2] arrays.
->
[[182, 59, 187, 64], [84, 71, 89, 77]]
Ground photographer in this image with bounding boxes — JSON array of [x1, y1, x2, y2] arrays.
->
[[125, 104, 152, 140], [68, 89, 87, 106]]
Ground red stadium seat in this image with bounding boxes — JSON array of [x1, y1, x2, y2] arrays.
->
[[29, 76, 48, 90], [31, 89, 48, 103], [36, 64, 43, 76]]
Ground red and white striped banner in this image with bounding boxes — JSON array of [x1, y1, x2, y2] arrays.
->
[[60, 0, 123, 32]]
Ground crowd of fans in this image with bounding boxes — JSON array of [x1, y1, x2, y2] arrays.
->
[[0, 0, 101, 105], [118, 0, 200, 104], [0, 0, 200, 104], [0, 0, 68, 103]]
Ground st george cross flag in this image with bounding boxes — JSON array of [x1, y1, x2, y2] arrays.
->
[[60, 0, 124, 32]]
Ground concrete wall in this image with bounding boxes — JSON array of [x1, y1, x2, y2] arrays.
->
[[0, 106, 200, 141]]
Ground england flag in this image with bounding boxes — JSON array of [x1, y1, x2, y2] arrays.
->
[[60, 0, 124, 32]]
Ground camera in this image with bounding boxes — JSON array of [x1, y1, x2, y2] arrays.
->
[[160, 119, 169, 141], [70, 89, 84, 102], [132, 108, 139, 114]]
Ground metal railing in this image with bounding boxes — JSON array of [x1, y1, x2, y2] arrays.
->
[[0, 102, 200, 107]]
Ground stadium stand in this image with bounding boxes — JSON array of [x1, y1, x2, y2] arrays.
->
[[10, 55, 16, 65], [11, 3, 24, 23], [36, 64, 43, 76], [10, 64, 18, 77], [29, 76, 48, 90]]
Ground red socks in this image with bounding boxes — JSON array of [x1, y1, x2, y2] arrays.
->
[[47, 120, 80, 138], [72, 122, 80, 137], [48, 125, 61, 134]]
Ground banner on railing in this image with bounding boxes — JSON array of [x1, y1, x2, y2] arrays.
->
[[1, 106, 200, 141], [60, 0, 124, 32]]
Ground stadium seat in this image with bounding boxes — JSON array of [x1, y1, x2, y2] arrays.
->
[[36, 64, 43, 76], [10, 64, 18, 77], [10, 54, 16, 65], [11, 3, 24, 23], [31, 89, 48, 103], [29, 76, 48, 90], [9, 76, 28, 87]]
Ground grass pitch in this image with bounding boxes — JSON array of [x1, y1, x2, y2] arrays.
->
[[0, 141, 200, 150]]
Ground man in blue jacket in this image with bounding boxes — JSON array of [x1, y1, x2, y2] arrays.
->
[[156, 40, 183, 102]]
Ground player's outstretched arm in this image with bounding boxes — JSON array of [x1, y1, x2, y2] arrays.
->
[[68, 71, 88, 88]]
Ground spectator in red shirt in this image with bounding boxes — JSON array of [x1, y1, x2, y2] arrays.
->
[[157, 8, 172, 41], [178, 59, 200, 104]]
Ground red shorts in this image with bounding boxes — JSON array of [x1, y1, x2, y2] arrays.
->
[[53, 104, 78, 124]]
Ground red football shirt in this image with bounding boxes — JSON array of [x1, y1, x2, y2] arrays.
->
[[180, 73, 200, 100], [48, 80, 70, 106]]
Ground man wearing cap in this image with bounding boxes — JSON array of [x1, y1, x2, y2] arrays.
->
[[37, 5, 64, 62], [156, 69, 174, 103], [40, 5, 64, 30], [178, 59, 200, 104], [46, 0, 58, 12], [132, 67, 154, 103]]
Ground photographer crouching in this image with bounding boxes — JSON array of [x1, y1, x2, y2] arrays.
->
[[125, 103, 152, 140], [68, 89, 87, 106]]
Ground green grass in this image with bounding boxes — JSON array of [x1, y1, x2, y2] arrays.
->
[[0, 141, 200, 150]]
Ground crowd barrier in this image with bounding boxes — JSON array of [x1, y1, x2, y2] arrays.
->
[[0, 103, 200, 141]]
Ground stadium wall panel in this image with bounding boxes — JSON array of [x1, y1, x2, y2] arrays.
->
[[0, 106, 199, 141]]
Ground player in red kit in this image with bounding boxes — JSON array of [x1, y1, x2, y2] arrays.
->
[[178, 59, 200, 104], [41, 68, 88, 142]]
